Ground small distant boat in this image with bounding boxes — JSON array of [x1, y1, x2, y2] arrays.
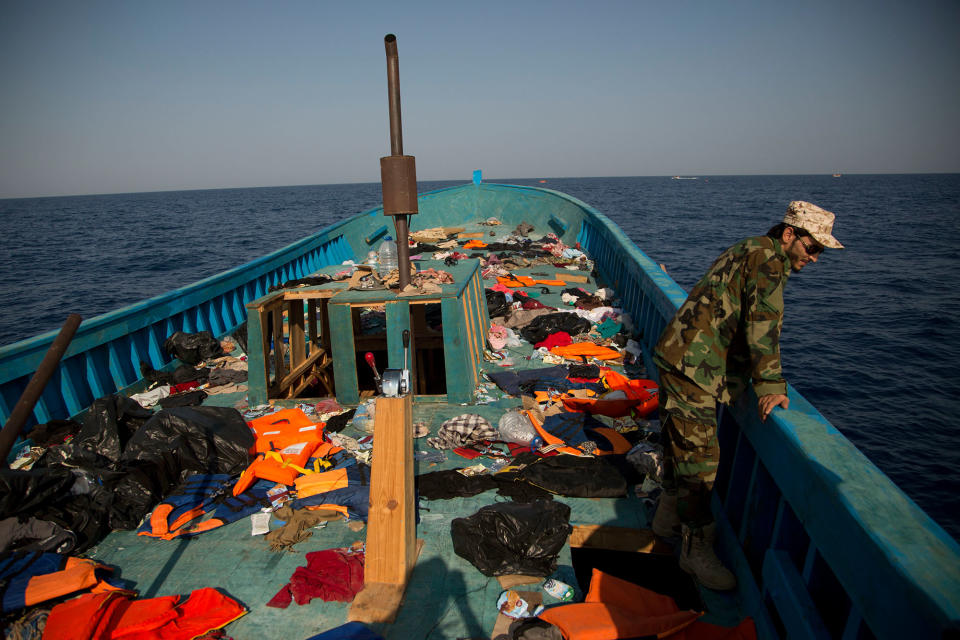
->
[[832, 173, 843, 178], [671, 175, 698, 180], [538, 179, 547, 183]]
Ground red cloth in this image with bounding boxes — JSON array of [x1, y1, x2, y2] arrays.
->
[[267, 548, 365, 608], [170, 380, 202, 394], [520, 297, 554, 310], [535, 331, 573, 350]]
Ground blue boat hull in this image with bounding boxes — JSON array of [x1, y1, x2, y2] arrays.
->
[[1, 181, 957, 638]]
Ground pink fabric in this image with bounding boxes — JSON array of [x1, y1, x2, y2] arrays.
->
[[488, 324, 509, 350]]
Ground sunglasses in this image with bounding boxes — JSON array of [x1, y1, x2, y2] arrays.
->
[[797, 235, 824, 256]]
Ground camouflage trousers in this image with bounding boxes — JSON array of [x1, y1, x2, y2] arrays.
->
[[657, 366, 720, 527]]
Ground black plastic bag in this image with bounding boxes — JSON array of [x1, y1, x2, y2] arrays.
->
[[163, 331, 223, 365], [120, 406, 253, 474], [519, 312, 592, 345], [0, 468, 74, 519], [520, 455, 628, 498], [47, 394, 153, 469], [140, 362, 209, 386], [451, 500, 571, 577], [109, 406, 254, 529], [30, 489, 114, 553], [486, 289, 511, 318]]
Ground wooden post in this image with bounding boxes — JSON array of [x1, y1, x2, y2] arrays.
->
[[349, 393, 422, 623]]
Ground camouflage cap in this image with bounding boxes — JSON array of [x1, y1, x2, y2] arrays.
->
[[783, 201, 844, 249]]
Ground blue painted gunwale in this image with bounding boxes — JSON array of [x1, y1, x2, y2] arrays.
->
[[0, 181, 957, 638]]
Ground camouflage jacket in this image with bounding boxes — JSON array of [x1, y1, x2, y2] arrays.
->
[[653, 236, 790, 403]]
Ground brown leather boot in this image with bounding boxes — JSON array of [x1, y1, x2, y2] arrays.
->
[[679, 523, 736, 591]]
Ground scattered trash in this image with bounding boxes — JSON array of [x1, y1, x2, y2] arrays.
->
[[543, 578, 575, 602], [497, 589, 545, 618]]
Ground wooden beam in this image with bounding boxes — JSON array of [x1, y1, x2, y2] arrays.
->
[[568, 524, 673, 555], [288, 299, 305, 371], [349, 394, 420, 624]]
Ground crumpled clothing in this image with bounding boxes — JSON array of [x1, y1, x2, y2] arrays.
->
[[0, 516, 76, 554], [416, 268, 455, 284], [130, 385, 171, 407], [520, 297, 554, 310], [314, 398, 343, 415], [488, 324, 509, 350], [157, 389, 208, 408], [266, 505, 345, 552], [3, 606, 49, 640], [491, 283, 515, 297], [574, 296, 606, 310], [399, 282, 441, 297], [541, 241, 568, 258], [170, 380, 202, 394], [267, 548, 364, 607], [513, 222, 535, 237], [204, 382, 246, 396], [397, 268, 455, 297], [572, 306, 621, 324], [207, 356, 247, 371], [626, 442, 663, 481], [427, 414, 498, 450], [595, 318, 623, 339], [595, 287, 616, 301], [325, 409, 356, 434], [500, 308, 556, 330], [410, 227, 464, 243], [534, 332, 572, 350]]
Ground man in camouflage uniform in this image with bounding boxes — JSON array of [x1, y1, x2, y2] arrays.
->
[[651, 201, 844, 590]]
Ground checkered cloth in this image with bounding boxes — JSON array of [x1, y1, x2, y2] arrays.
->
[[427, 414, 498, 450]]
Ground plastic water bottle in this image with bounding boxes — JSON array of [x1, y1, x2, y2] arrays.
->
[[378, 236, 398, 277]]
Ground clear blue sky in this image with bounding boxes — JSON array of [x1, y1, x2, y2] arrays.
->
[[1, 0, 957, 198]]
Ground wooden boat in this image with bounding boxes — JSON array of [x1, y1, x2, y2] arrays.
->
[[2, 34, 957, 639], [1, 178, 958, 638]]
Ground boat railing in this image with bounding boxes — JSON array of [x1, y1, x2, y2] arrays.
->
[[0, 218, 364, 429], [2, 181, 958, 638], [574, 202, 960, 639]]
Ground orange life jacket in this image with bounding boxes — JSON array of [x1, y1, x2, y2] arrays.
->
[[561, 368, 659, 417], [233, 408, 328, 495], [43, 586, 246, 640], [549, 343, 623, 361], [497, 275, 567, 288], [522, 409, 586, 457], [1, 554, 125, 614], [538, 568, 701, 639]]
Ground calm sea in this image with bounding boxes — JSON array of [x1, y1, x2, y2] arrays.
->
[[2, 174, 958, 540]]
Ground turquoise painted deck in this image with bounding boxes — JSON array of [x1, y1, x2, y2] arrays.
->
[[83, 267, 670, 639], [3, 182, 959, 638]]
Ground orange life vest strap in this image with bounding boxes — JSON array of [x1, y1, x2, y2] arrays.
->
[[522, 410, 586, 457]]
